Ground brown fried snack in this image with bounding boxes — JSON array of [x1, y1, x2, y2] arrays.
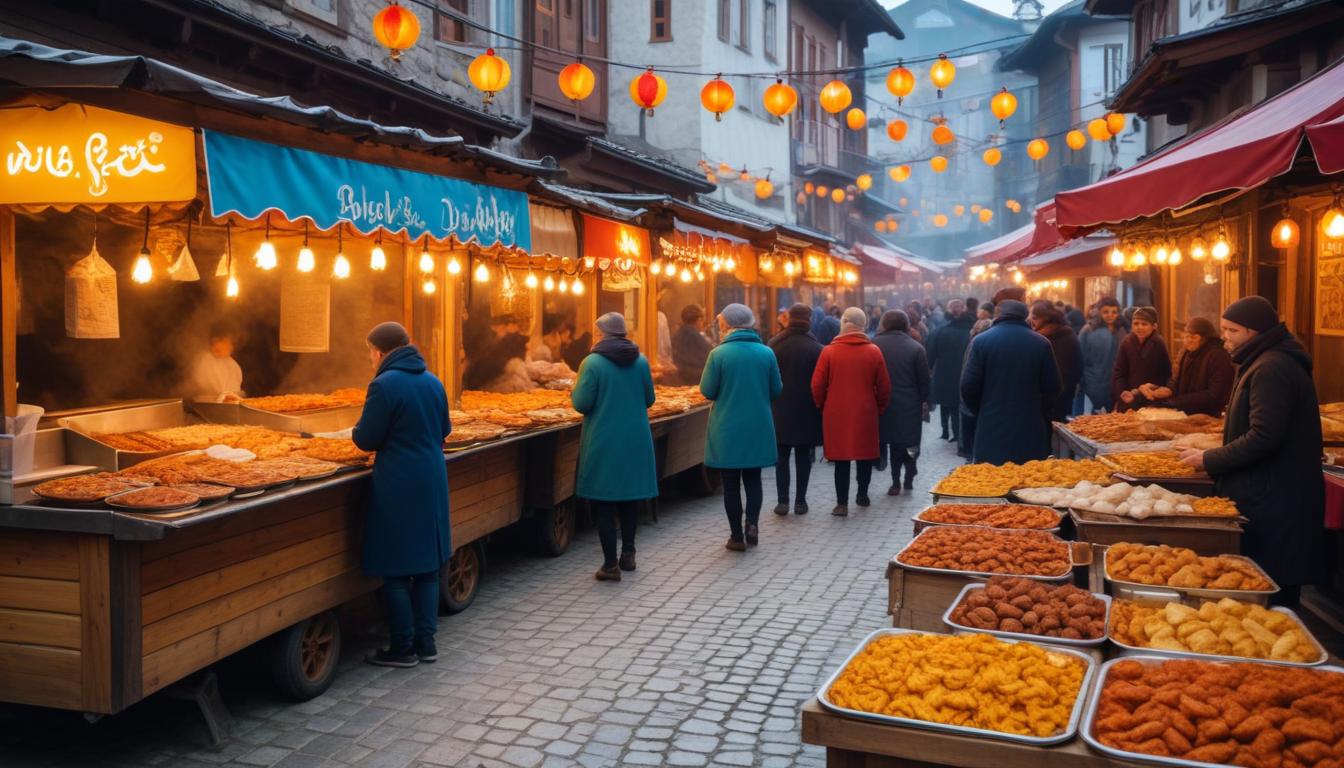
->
[[949, 576, 1105, 639], [897, 527, 1071, 577]]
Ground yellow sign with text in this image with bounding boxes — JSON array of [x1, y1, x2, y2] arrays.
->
[[0, 104, 195, 204]]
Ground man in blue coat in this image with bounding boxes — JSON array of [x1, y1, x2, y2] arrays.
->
[[959, 301, 1061, 464], [353, 322, 451, 668]]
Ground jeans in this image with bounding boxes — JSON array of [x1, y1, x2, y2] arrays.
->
[[938, 405, 958, 439], [1071, 386, 1086, 416], [775, 445, 813, 504], [721, 468, 763, 541], [889, 446, 917, 486], [381, 570, 439, 653], [593, 500, 638, 567], [834, 460, 873, 505]]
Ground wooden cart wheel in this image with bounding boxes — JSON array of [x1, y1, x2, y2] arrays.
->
[[536, 501, 576, 557], [441, 541, 485, 614], [267, 610, 342, 701]]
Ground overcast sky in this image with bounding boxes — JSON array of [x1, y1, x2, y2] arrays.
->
[[880, 0, 1072, 21]]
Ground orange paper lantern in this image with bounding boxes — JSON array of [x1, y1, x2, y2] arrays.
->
[[931, 123, 954, 146], [468, 48, 511, 104], [886, 65, 915, 104], [373, 2, 421, 61], [819, 80, 852, 114], [856, 173, 873, 191], [815, 185, 829, 198], [888, 165, 911, 182], [763, 79, 798, 117], [990, 87, 1017, 125], [557, 61, 596, 102], [1027, 138, 1049, 160], [978, 208, 993, 223], [982, 147, 1002, 166], [701, 76, 735, 121], [804, 181, 815, 194], [1066, 129, 1087, 150], [930, 156, 948, 173], [1271, 217, 1300, 248], [1087, 118, 1111, 142], [1106, 112, 1127, 136], [933, 214, 949, 228], [954, 204, 965, 216], [929, 54, 956, 96], [845, 108, 867, 131], [875, 220, 888, 233], [630, 69, 668, 115], [755, 178, 774, 199], [886, 119, 908, 142], [830, 187, 846, 204]]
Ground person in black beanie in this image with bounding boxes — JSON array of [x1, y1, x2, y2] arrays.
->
[[768, 304, 824, 515], [1179, 296, 1324, 607]]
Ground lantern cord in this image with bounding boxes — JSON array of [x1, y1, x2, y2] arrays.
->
[[225, 220, 233, 272], [141, 208, 151, 251]]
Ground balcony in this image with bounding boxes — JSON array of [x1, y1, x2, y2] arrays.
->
[[792, 119, 868, 178]]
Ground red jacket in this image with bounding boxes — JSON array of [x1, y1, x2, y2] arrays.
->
[[811, 332, 892, 460]]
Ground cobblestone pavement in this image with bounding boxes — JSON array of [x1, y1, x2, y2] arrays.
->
[[2, 420, 968, 768]]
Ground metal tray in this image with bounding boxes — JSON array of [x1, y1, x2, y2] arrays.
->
[[1081, 656, 1344, 768], [914, 503, 1062, 532], [929, 491, 1009, 504], [1006, 488, 1074, 508], [1069, 507, 1245, 528], [190, 400, 363, 433], [1102, 546, 1279, 604], [105, 489, 201, 514], [942, 582, 1111, 648], [816, 627, 1097, 746], [58, 401, 197, 471], [893, 529, 1074, 582], [1106, 600, 1328, 667]]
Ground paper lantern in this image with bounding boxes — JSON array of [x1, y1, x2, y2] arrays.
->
[[796, 191, 807, 205], [1108, 247, 1125, 267], [899, 197, 908, 207], [971, 204, 981, 213], [982, 147, 1001, 166], [886, 119, 908, 142], [886, 65, 915, 104], [1087, 118, 1111, 142], [630, 69, 668, 115], [804, 181, 815, 194], [373, 2, 421, 61], [1066, 130, 1087, 150], [558, 61, 596, 102], [1027, 138, 1049, 160], [845, 108, 866, 131], [954, 204, 965, 216], [819, 80, 852, 114], [875, 220, 888, 233], [856, 173, 873, 191], [930, 156, 948, 173], [763, 79, 798, 117], [929, 54, 956, 96], [888, 165, 911, 182], [816, 185, 829, 198], [830, 187, 845, 203], [887, 220, 899, 233], [754, 178, 774, 199], [931, 123, 954, 145], [1106, 112, 1127, 136], [468, 48, 511, 104], [701, 76, 735, 121], [978, 208, 993, 223], [990, 87, 1017, 126], [1323, 206, 1344, 239], [933, 214, 949, 228], [1271, 217, 1300, 248]]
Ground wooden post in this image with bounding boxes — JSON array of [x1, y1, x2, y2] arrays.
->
[[0, 207, 15, 418]]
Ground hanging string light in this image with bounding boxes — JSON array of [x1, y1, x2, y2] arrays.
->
[[370, 230, 387, 271], [297, 222, 316, 273], [830, 187, 845, 204], [558, 60, 596, 102], [468, 48, 512, 105], [571, 276, 585, 295], [1189, 236, 1208, 262], [978, 208, 993, 223], [886, 119, 908, 142], [1271, 206, 1300, 249], [1323, 193, 1344, 239], [755, 176, 774, 199], [845, 107, 867, 131], [255, 214, 278, 270], [630, 69, 668, 116], [930, 156, 948, 173], [931, 119, 954, 145], [1106, 112, 1127, 137], [333, 226, 351, 279], [225, 222, 239, 299], [474, 260, 491, 282], [525, 270, 539, 288], [888, 164, 911, 182], [132, 208, 153, 284], [886, 63, 915, 105], [447, 252, 462, 275], [982, 147, 1002, 167], [419, 235, 434, 273], [1108, 245, 1125, 267], [856, 173, 873, 191], [1066, 130, 1087, 151], [700, 74, 735, 121], [1087, 118, 1111, 142], [372, 2, 421, 62], [819, 80, 852, 114], [1027, 138, 1049, 160], [990, 87, 1017, 128], [1211, 226, 1231, 262], [763, 79, 798, 117], [929, 54, 956, 97]]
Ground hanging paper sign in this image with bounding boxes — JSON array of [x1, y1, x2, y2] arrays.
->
[[203, 131, 531, 250], [1, 104, 195, 204], [65, 245, 120, 339], [582, 214, 651, 267], [280, 276, 331, 353]]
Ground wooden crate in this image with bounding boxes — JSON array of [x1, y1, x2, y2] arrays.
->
[[885, 560, 983, 632], [661, 408, 708, 479], [1071, 513, 1241, 556], [446, 441, 525, 546]]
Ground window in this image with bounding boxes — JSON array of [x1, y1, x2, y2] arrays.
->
[[763, 0, 776, 60], [585, 0, 601, 41], [286, 0, 341, 28], [437, 0, 473, 44], [651, 0, 671, 41], [1101, 43, 1124, 97], [718, 0, 730, 42], [535, 0, 554, 47], [736, 0, 750, 51]]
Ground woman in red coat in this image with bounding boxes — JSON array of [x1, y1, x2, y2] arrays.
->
[[812, 307, 892, 517]]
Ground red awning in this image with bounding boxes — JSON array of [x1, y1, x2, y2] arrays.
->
[[854, 243, 921, 275], [1017, 235, 1118, 279], [963, 222, 1035, 265], [1055, 57, 1344, 235], [1308, 112, 1344, 175]]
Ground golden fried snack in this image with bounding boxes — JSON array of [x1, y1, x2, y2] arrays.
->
[[949, 576, 1106, 640], [1106, 544, 1273, 591], [1102, 451, 1202, 477], [933, 459, 1114, 497], [897, 527, 1071, 577], [1108, 598, 1319, 663], [918, 503, 1061, 530]]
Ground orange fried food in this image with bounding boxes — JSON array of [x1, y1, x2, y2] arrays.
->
[[918, 503, 1061, 530], [1106, 543, 1273, 591], [933, 458, 1114, 497], [1102, 450, 1202, 477], [898, 527, 1072, 577], [949, 576, 1105, 639]]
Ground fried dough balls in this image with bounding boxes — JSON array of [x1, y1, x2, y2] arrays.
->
[[899, 527, 1072, 577], [919, 503, 1061, 530], [950, 576, 1106, 640]]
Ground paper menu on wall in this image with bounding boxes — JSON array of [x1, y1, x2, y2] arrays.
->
[[64, 245, 120, 339], [280, 275, 330, 353]]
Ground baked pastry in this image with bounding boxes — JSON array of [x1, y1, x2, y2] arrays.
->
[[1109, 597, 1319, 662], [106, 486, 200, 510], [918, 503, 1061, 529], [33, 473, 141, 502], [1106, 543, 1272, 591]]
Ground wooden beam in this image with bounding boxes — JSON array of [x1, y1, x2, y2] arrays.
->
[[1, 208, 15, 418]]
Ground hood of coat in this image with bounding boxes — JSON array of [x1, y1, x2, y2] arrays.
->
[[875, 328, 911, 342], [990, 315, 1029, 329], [1035, 321, 1072, 341], [377, 345, 428, 376], [947, 312, 975, 329], [1232, 322, 1311, 372], [591, 336, 641, 367], [830, 331, 872, 345], [722, 329, 763, 345]]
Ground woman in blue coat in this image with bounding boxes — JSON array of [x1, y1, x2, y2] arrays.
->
[[352, 322, 451, 668], [701, 304, 783, 550], [571, 312, 658, 582]]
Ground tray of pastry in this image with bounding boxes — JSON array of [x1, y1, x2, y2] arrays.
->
[[1101, 544, 1279, 605], [1106, 594, 1327, 667]]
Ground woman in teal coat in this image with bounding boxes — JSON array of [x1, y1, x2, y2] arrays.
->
[[572, 312, 658, 581], [701, 303, 783, 551]]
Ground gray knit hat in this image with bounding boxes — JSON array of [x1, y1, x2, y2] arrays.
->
[[366, 321, 411, 352], [841, 306, 868, 330], [719, 303, 756, 329], [595, 312, 628, 337], [1133, 306, 1159, 325]]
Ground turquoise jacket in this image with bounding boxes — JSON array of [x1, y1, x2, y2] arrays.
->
[[700, 329, 783, 469], [571, 347, 659, 501]]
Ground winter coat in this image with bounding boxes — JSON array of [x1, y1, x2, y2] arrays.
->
[[700, 329, 783, 469], [960, 316, 1060, 464], [1065, 307, 1085, 335], [1164, 339, 1234, 416], [571, 338, 658, 502], [1037, 321, 1083, 424], [926, 314, 973, 408], [1203, 324, 1324, 588], [767, 326, 824, 446], [811, 332, 892, 461], [1078, 321, 1126, 410], [1112, 332, 1173, 412], [873, 329, 930, 449], [352, 346, 452, 577], [672, 324, 713, 386], [815, 315, 842, 346]]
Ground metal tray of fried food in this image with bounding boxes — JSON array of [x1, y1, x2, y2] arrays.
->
[[1105, 598, 1327, 667], [58, 401, 196, 471], [929, 491, 1010, 504], [942, 582, 1111, 648], [893, 528, 1075, 582], [190, 400, 363, 434], [914, 502, 1062, 533], [1101, 546, 1279, 605], [817, 627, 1097, 746]]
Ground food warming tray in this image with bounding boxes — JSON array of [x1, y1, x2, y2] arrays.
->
[[58, 401, 196, 471], [190, 400, 363, 434], [893, 529, 1075, 582], [1101, 546, 1279, 605], [914, 503, 1062, 533], [1080, 656, 1344, 768], [816, 627, 1097, 746], [942, 582, 1111, 648]]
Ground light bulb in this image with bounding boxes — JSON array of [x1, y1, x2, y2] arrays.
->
[[226, 274, 240, 298], [1169, 247, 1182, 265], [524, 272, 538, 288], [422, 278, 437, 294], [680, 267, 692, 283], [543, 275, 555, 291], [255, 240, 277, 270], [784, 260, 796, 275], [584, 256, 596, 270], [1212, 236, 1230, 262], [650, 260, 662, 275], [1153, 244, 1169, 265], [558, 277, 569, 293], [474, 262, 490, 282], [696, 269, 705, 282], [370, 245, 387, 271], [571, 277, 585, 295], [132, 252, 153, 284], [1323, 208, 1344, 239], [447, 256, 462, 275], [419, 250, 435, 273], [724, 256, 736, 272], [297, 247, 316, 273], [1108, 247, 1125, 267], [1190, 238, 1208, 261], [333, 254, 351, 279]]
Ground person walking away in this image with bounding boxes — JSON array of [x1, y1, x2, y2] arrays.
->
[[812, 307, 892, 516], [1178, 297, 1324, 606], [960, 301, 1060, 464], [873, 310, 930, 494], [1139, 317, 1233, 416], [1030, 300, 1083, 427], [1064, 304, 1085, 335], [672, 305, 714, 386], [571, 313, 658, 581], [701, 304, 782, 550], [927, 300, 973, 441], [1078, 297, 1126, 413], [815, 306, 842, 346], [767, 304, 823, 515], [904, 303, 927, 344], [957, 315, 992, 459], [1113, 306, 1172, 411], [354, 322, 451, 668]]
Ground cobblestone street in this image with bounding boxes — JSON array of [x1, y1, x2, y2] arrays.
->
[[2, 421, 965, 768]]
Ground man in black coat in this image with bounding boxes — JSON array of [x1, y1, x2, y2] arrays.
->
[[960, 301, 1060, 464], [672, 305, 713, 386], [872, 311, 930, 494], [1179, 297, 1324, 607], [925, 299, 973, 441], [768, 304, 824, 515], [1030, 300, 1083, 428]]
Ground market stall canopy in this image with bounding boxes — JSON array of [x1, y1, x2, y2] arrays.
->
[[1055, 57, 1344, 236], [1307, 112, 1344, 175], [852, 244, 923, 275], [963, 222, 1035, 265], [529, 204, 578, 260], [1016, 234, 1118, 279]]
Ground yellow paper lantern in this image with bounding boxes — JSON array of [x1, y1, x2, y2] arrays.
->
[[1066, 130, 1087, 150], [819, 80, 852, 114], [845, 108, 867, 131], [830, 187, 846, 204], [468, 48, 512, 104], [557, 61, 596, 102], [763, 79, 798, 117], [929, 54, 956, 96], [990, 87, 1017, 125], [931, 123, 954, 145], [1323, 205, 1344, 239], [930, 156, 948, 173], [982, 147, 1001, 166], [1271, 217, 1299, 248], [886, 119, 908, 142], [856, 173, 873, 191], [1027, 138, 1049, 160], [888, 165, 911, 182], [701, 76, 735, 121], [630, 69, 668, 115], [755, 178, 774, 199], [1087, 118, 1111, 142], [886, 65, 915, 104], [373, 2, 421, 61], [1106, 112, 1127, 136], [978, 208, 993, 223], [933, 214, 949, 228]]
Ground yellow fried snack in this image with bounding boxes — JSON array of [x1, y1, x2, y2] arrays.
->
[[933, 459, 1114, 497], [1101, 451, 1201, 477], [1106, 544, 1272, 591], [827, 633, 1087, 737], [1108, 598, 1320, 663]]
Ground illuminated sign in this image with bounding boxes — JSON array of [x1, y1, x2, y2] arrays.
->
[[0, 104, 196, 204], [582, 214, 651, 267]]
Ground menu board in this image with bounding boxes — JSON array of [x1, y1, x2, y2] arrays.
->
[[64, 245, 120, 339], [280, 276, 330, 352]]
